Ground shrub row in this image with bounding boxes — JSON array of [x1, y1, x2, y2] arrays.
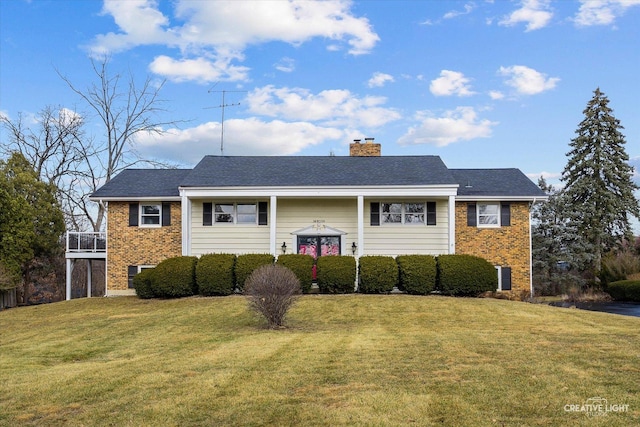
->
[[136, 253, 302, 299], [358, 254, 496, 296], [134, 253, 497, 299], [607, 280, 640, 302]]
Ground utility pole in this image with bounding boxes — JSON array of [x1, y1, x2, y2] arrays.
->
[[206, 89, 246, 156]]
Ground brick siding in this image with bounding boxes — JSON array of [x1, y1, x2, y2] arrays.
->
[[455, 201, 531, 294], [107, 202, 182, 291]]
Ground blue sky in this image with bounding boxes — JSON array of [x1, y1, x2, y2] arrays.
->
[[1, 0, 639, 188]]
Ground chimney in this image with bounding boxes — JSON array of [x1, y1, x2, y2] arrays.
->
[[350, 137, 381, 157]]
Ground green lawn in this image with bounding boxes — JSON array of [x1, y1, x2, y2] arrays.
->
[[1, 295, 638, 426]]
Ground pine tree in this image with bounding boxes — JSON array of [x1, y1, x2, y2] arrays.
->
[[532, 178, 594, 294], [561, 88, 640, 274]]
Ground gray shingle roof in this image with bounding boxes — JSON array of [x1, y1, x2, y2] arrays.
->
[[90, 157, 545, 199], [451, 169, 545, 198], [90, 169, 191, 199], [181, 155, 457, 187]]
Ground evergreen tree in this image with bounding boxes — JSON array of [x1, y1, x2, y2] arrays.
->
[[561, 88, 640, 274], [0, 152, 65, 303], [532, 178, 593, 294]]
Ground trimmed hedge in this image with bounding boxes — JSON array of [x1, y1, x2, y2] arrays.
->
[[235, 254, 275, 291], [358, 256, 398, 293], [397, 255, 437, 295], [317, 256, 356, 294], [276, 254, 314, 293], [437, 254, 497, 297], [607, 280, 640, 302], [133, 268, 156, 299], [153, 256, 198, 298], [197, 253, 236, 296]]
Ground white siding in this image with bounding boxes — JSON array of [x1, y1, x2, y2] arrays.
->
[[364, 199, 449, 256], [277, 199, 358, 255], [191, 200, 270, 256], [189, 197, 450, 257]]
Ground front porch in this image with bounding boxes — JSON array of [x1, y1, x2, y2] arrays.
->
[[65, 232, 106, 300]]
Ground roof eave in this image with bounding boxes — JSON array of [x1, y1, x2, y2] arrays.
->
[[88, 196, 182, 202], [455, 195, 548, 202], [179, 184, 460, 198]]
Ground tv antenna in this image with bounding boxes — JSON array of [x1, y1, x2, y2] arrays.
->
[[205, 88, 247, 155]]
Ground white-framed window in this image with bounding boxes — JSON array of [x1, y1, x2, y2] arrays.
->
[[478, 203, 500, 227], [495, 266, 512, 291], [379, 202, 434, 225], [128, 265, 156, 288], [140, 203, 161, 227], [214, 203, 257, 224]]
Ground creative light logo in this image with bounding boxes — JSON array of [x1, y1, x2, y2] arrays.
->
[[564, 397, 629, 417]]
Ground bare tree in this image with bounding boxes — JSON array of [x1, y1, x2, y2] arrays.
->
[[58, 58, 183, 231], [3, 59, 183, 232], [1, 106, 92, 229]]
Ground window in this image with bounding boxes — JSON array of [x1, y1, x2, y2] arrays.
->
[[495, 266, 512, 291], [375, 202, 436, 225], [129, 202, 171, 227], [215, 204, 234, 223], [478, 203, 500, 227], [141, 204, 161, 226], [128, 265, 156, 289], [467, 203, 510, 228], [236, 204, 257, 223], [203, 203, 260, 225], [382, 203, 402, 223]]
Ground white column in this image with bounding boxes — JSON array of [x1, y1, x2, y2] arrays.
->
[[181, 194, 191, 256], [66, 259, 73, 301], [87, 260, 92, 298], [270, 196, 277, 256], [448, 195, 456, 254], [357, 195, 364, 257]]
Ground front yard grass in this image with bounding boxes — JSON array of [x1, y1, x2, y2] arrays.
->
[[1, 295, 639, 426]]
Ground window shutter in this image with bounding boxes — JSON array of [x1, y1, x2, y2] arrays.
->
[[127, 265, 138, 289], [501, 267, 512, 291], [129, 203, 139, 226], [426, 202, 437, 225], [467, 203, 477, 227], [203, 202, 213, 226], [501, 203, 511, 227], [258, 202, 268, 225], [162, 202, 171, 226], [370, 202, 380, 226]]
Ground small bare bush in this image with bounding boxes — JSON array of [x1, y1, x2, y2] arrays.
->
[[244, 264, 301, 329]]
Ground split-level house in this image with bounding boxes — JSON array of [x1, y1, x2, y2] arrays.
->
[[86, 139, 546, 296]]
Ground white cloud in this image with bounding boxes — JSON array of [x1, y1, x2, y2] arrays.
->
[[274, 57, 295, 73], [430, 70, 476, 97], [87, 0, 379, 82], [498, 65, 559, 95], [149, 55, 250, 83], [246, 85, 401, 128], [499, 0, 553, 31], [397, 107, 497, 147], [573, 0, 640, 27], [443, 3, 476, 19], [134, 119, 343, 162], [489, 90, 505, 100], [367, 72, 395, 88]]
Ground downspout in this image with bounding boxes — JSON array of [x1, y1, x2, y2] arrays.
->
[[529, 198, 537, 298], [103, 200, 109, 297]]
